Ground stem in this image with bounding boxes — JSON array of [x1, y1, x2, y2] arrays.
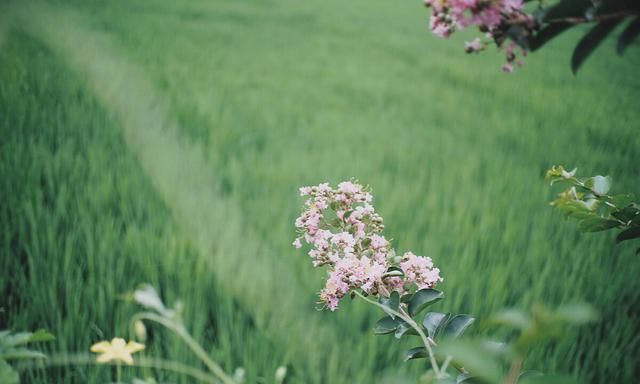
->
[[131, 312, 236, 384], [440, 355, 453, 374], [504, 358, 523, 384], [353, 291, 442, 377], [116, 363, 122, 383], [16, 354, 221, 383]]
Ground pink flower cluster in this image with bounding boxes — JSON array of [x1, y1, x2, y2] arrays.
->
[[294, 181, 442, 311], [424, 0, 532, 71]]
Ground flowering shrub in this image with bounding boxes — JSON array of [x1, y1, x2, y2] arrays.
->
[[294, 180, 596, 383], [421, 0, 640, 73]]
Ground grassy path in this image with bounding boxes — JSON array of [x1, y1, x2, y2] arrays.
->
[[13, 4, 398, 382]]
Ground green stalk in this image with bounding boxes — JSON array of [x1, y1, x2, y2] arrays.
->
[[131, 312, 236, 384], [353, 291, 442, 377]]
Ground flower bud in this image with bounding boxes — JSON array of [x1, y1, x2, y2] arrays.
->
[[275, 366, 287, 384], [233, 367, 246, 383], [134, 320, 147, 342]]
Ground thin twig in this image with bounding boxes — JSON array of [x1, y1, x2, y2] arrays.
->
[[354, 291, 442, 377]]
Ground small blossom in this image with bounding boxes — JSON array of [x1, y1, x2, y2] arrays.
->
[[292, 238, 302, 249], [400, 252, 443, 289], [133, 285, 167, 314], [369, 234, 388, 250], [90, 337, 145, 365], [331, 231, 356, 252], [464, 38, 484, 53], [562, 168, 577, 179], [501, 62, 514, 73], [503, 0, 523, 13]]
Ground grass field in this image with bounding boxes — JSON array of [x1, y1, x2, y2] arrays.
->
[[1, 0, 639, 382]]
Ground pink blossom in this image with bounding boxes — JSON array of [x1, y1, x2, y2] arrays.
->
[[331, 231, 356, 252], [370, 234, 388, 250], [337, 181, 360, 194], [430, 13, 454, 38], [503, 0, 523, 13], [299, 186, 312, 196], [292, 238, 302, 249], [400, 252, 443, 289], [464, 38, 484, 53]]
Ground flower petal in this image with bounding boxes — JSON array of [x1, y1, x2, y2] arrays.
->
[[96, 352, 114, 363], [125, 341, 145, 354], [90, 341, 112, 353]]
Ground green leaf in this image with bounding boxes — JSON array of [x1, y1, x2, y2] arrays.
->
[[616, 226, 640, 243], [517, 371, 544, 383], [609, 194, 635, 209], [401, 292, 414, 303], [27, 330, 55, 343], [529, 22, 572, 51], [518, 374, 578, 384], [423, 312, 450, 339], [436, 340, 503, 384], [554, 199, 597, 215], [379, 291, 400, 318], [408, 289, 444, 317], [617, 17, 640, 54], [612, 205, 640, 223], [577, 217, 619, 232], [395, 320, 418, 339], [441, 315, 475, 339], [456, 373, 480, 383], [543, 0, 592, 22], [481, 340, 512, 359], [373, 316, 400, 335], [1, 348, 47, 360], [383, 266, 404, 278], [572, 20, 624, 74], [491, 309, 530, 330], [404, 346, 428, 361], [555, 304, 598, 325], [584, 176, 612, 195], [0, 359, 19, 384], [0, 333, 33, 348]]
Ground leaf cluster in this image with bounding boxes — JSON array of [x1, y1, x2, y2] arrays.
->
[[429, 303, 597, 384], [0, 329, 54, 384], [546, 165, 640, 253], [366, 281, 596, 384], [514, 0, 639, 73]]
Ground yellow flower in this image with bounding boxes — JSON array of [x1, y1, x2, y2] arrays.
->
[[90, 337, 145, 365]]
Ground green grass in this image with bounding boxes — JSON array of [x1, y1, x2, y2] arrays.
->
[[1, 0, 639, 382]]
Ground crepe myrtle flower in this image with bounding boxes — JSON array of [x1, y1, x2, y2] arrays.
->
[[423, 0, 532, 71], [294, 181, 442, 310]]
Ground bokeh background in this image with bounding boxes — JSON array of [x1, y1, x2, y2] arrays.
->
[[1, 0, 639, 382]]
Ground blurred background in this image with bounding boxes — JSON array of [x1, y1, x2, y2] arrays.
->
[[0, 0, 638, 382]]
